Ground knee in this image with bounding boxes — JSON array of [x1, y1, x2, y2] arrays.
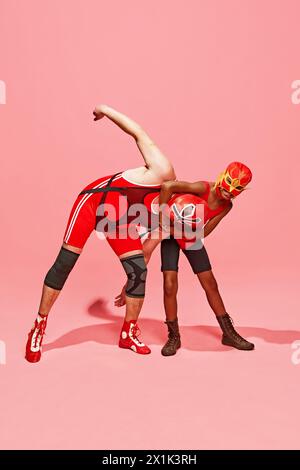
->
[[121, 254, 147, 298], [164, 276, 178, 297], [159, 164, 176, 183], [154, 161, 176, 184], [44, 247, 80, 290]]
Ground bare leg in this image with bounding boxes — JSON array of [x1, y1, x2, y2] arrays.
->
[[163, 269, 226, 321], [163, 271, 178, 321], [37, 285, 60, 316], [197, 270, 254, 350], [124, 296, 144, 322], [118, 249, 151, 354], [26, 243, 82, 362], [196, 270, 226, 316], [161, 271, 181, 356]]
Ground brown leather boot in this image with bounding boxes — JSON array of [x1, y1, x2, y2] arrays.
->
[[216, 313, 254, 350], [161, 319, 181, 356]]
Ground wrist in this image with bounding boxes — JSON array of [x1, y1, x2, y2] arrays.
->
[[101, 104, 110, 114], [96, 104, 110, 116]]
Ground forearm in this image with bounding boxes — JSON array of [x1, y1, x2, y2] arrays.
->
[[159, 184, 174, 205], [158, 184, 172, 229], [204, 204, 232, 237], [99, 104, 144, 139], [203, 224, 216, 238], [204, 211, 230, 237], [159, 181, 206, 205]]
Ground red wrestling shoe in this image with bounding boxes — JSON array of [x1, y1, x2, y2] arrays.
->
[[119, 320, 151, 355], [25, 315, 48, 363]]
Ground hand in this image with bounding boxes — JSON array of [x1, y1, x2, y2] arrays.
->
[[114, 285, 126, 307], [93, 104, 106, 121]]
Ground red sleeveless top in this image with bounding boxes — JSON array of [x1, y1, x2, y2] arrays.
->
[[200, 181, 230, 223]]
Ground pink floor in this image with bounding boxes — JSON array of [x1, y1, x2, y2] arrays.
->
[[1, 246, 299, 450]]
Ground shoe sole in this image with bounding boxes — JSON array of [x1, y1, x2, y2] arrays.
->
[[119, 343, 151, 355], [25, 354, 41, 363], [222, 338, 255, 350], [161, 344, 181, 356]]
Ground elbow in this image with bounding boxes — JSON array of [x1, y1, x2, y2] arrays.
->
[[159, 166, 176, 183], [161, 181, 174, 191]]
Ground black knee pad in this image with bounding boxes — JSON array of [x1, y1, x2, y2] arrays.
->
[[44, 247, 80, 290], [121, 254, 147, 298]]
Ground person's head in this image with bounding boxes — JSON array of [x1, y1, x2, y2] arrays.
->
[[214, 162, 252, 200]]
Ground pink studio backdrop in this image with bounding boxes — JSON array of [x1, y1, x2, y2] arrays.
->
[[1, 0, 300, 450]]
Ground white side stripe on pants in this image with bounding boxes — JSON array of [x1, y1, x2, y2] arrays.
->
[[64, 174, 122, 243]]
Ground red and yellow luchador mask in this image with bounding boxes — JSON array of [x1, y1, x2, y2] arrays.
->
[[214, 162, 252, 198]]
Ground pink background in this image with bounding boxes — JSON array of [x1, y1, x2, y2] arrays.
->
[[1, 0, 300, 449]]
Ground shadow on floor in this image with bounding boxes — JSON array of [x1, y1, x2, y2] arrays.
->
[[43, 298, 300, 353]]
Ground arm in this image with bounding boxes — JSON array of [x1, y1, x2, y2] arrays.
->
[[159, 180, 207, 228], [93, 104, 175, 180], [93, 104, 144, 139], [204, 203, 232, 237], [159, 180, 207, 205]]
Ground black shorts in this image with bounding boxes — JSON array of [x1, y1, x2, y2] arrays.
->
[[160, 237, 211, 274]]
